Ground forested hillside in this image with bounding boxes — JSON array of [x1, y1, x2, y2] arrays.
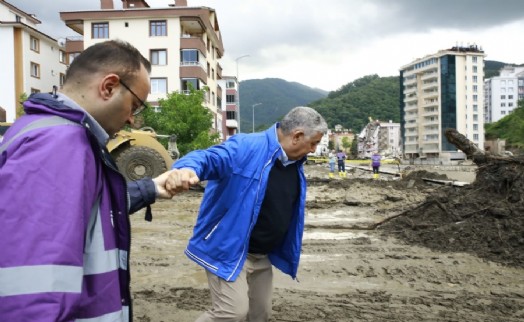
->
[[485, 100, 524, 151], [308, 75, 400, 132], [239, 78, 327, 132]]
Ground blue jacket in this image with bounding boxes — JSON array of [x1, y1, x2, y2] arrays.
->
[[172, 124, 307, 281]]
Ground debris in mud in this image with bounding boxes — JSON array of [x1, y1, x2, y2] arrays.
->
[[379, 129, 524, 268]]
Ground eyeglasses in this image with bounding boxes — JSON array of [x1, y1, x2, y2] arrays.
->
[[119, 80, 147, 116]]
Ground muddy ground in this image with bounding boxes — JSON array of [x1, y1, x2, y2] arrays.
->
[[129, 163, 524, 322]]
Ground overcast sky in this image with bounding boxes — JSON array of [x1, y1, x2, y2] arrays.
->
[[8, 0, 524, 91]]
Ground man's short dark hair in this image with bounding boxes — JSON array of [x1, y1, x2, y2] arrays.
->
[[65, 40, 151, 86]]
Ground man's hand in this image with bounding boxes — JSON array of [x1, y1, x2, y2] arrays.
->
[[152, 169, 179, 199], [165, 168, 200, 194]]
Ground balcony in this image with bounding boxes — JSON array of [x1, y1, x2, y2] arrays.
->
[[179, 64, 207, 82], [226, 119, 238, 129], [180, 37, 206, 58]]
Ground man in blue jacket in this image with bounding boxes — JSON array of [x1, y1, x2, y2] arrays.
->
[[168, 106, 327, 321]]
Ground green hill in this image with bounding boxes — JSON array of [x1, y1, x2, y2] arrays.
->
[[485, 100, 524, 151], [308, 74, 400, 132], [239, 78, 328, 132]]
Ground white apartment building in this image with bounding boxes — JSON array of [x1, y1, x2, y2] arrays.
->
[[0, 0, 67, 122], [60, 0, 226, 134], [400, 45, 485, 161], [484, 66, 524, 123]]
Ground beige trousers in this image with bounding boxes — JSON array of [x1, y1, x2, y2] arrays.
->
[[195, 254, 273, 322]]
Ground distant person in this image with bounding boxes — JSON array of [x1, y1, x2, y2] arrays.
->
[[0, 40, 181, 321], [328, 149, 336, 178], [336, 149, 347, 177], [371, 151, 382, 179], [166, 106, 328, 321]]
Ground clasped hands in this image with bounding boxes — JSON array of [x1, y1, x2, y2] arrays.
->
[[152, 168, 200, 199]]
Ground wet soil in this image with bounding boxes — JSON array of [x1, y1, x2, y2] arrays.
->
[[129, 164, 524, 322]]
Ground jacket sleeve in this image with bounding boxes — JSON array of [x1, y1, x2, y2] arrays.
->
[[171, 135, 242, 180], [127, 178, 157, 215]]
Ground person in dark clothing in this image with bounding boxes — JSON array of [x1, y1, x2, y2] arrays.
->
[[336, 150, 347, 177], [166, 106, 328, 322]]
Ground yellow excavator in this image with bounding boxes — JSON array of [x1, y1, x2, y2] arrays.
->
[[107, 127, 179, 181]]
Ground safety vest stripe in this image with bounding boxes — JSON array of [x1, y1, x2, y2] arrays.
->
[[0, 265, 83, 296], [75, 306, 129, 322], [0, 116, 79, 154], [83, 249, 119, 275]]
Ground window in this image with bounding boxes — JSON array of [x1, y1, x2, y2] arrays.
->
[[150, 20, 167, 36], [509, 95, 514, 99], [30, 62, 40, 78], [473, 114, 478, 121], [30, 36, 39, 52], [473, 66, 478, 73], [226, 94, 235, 103], [60, 73, 66, 87], [473, 94, 478, 102], [473, 124, 478, 131], [30, 88, 40, 94], [501, 103, 506, 107], [501, 111, 506, 115], [473, 75, 478, 83], [473, 104, 478, 112], [226, 81, 235, 89], [180, 50, 198, 65], [473, 85, 478, 93], [472, 56, 478, 63], [181, 78, 199, 92], [509, 102, 514, 107], [473, 134, 479, 140], [150, 78, 167, 94], [226, 111, 236, 119], [501, 95, 506, 99], [92, 22, 109, 39], [59, 50, 66, 64], [150, 49, 167, 65]]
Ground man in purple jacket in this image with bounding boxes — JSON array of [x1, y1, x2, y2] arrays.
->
[[0, 40, 178, 321]]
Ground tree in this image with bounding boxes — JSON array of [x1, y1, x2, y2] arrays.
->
[[17, 93, 27, 118], [341, 137, 351, 152], [141, 89, 219, 156]]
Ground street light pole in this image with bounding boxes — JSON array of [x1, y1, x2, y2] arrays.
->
[[252, 103, 261, 133], [235, 54, 250, 133]]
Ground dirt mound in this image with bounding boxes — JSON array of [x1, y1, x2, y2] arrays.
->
[[380, 159, 524, 268]]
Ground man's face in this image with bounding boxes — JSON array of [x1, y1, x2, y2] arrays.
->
[[285, 131, 324, 160], [105, 65, 150, 136]]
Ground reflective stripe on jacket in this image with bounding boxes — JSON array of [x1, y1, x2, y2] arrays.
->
[[173, 124, 307, 282]]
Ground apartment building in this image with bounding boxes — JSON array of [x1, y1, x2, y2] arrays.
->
[[217, 75, 239, 141], [400, 45, 485, 161], [484, 66, 524, 123], [60, 0, 225, 134], [0, 0, 67, 122]]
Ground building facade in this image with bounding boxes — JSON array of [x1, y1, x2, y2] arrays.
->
[[484, 66, 524, 123], [60, 0, 225, 134], [217, 75, 239, 141], [0, 0, 67, 122], [400, 45, 485, 161]]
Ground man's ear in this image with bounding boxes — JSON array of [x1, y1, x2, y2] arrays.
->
[[100, 74, 120, 101], [292, 129, 305, 144]]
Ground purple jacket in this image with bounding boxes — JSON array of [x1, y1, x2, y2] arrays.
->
[[371, 154, 381, 167], [0, 93, 156, 321]]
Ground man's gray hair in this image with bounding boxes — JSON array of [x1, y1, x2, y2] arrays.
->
[[280, 106, 328, 138]]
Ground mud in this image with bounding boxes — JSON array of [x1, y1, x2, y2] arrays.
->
[[129, 164, 524, 322]]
